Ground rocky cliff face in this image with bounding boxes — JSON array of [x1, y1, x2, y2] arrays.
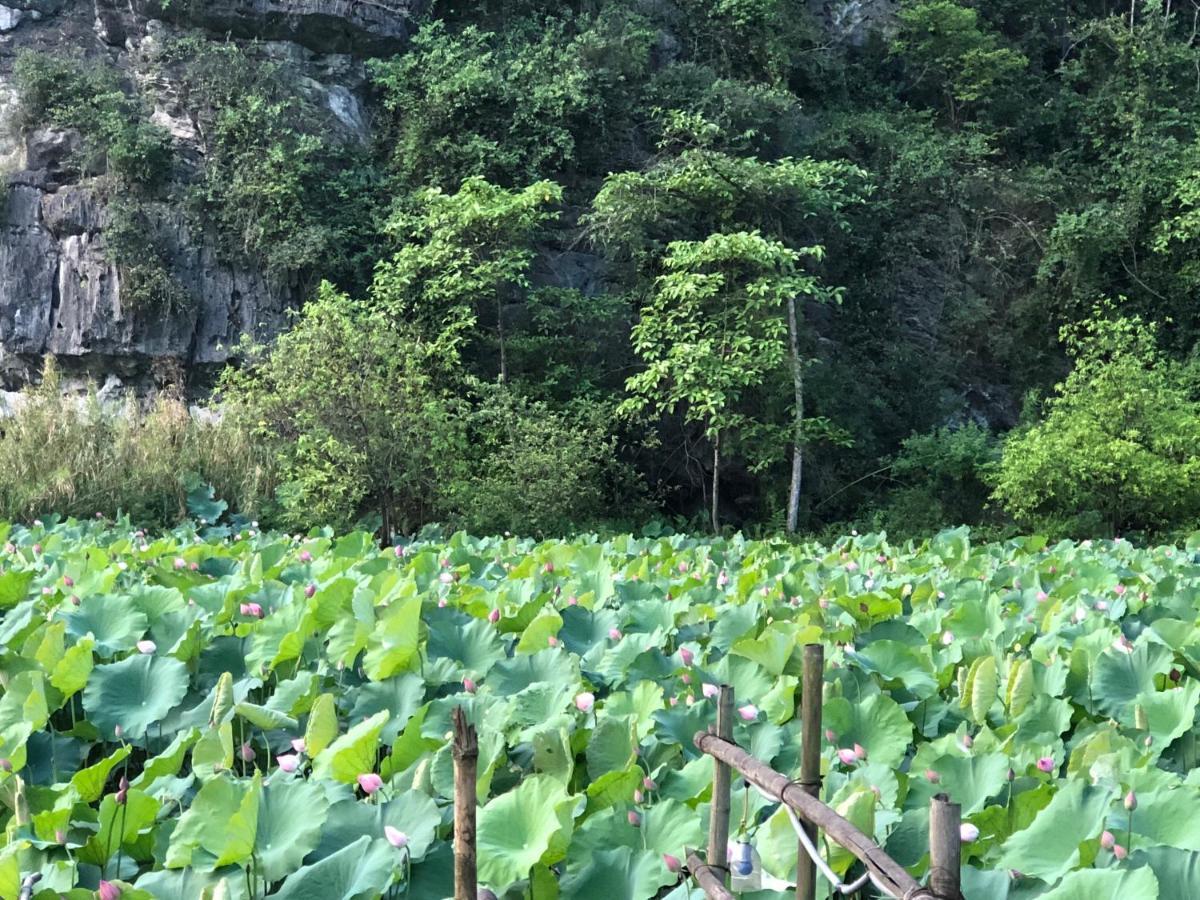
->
[[0, 0, 422, 393]]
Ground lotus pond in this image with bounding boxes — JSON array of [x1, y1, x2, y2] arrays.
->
[[3, 517, 1200, 899]]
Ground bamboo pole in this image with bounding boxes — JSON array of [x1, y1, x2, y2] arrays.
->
[[796, 643, 824, 900], [928, 794, 962, 900], [452, 708, 478, 900], [706, 684, 735, 885], [687, 850, 737, 900], [17, 874, 41, 900], [694, 731, 935, 900]]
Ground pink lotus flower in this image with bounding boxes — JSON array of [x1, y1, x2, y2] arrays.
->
[[575, 692, 595, 713], [547, 636, 558, 647], [717, 571, 729, 587], [853, 743, 867, 760], [664, 853, 681, 873], [960, 823, 980, 843], [961, 734, 974, 750], [0, 758, 11, 772], [55, 828, 67, 843], [137, 640, 156, 654], [98, 880, 121, 900], [1124, 790, 1137, 811], [291, 737, 306, 753], [277, 754, 299, 773], [174, 557, 186, 570], [837, 748, 858, 765], [299, 550, 312, 563], [488, 609, 500, 623], [643, 776, 657, 790], [1036, 591, 1048, 602], [305, 583, 316, 598], [702, 683, 720, 699], [608, 628, 623, 641], [113, 725, 123, 739], [738, 705, 758, 721], [1100, 830, 1116, 850], [1113, 844, 1128, 860], [543, 562, 554, 574], [240, 742, 256, 762], [63, 575, 73, 587], [32, 543, 41, 555], [438, 598, 447, 608], [240, 602, 263, 618], [681, 673, 691, 685], [394, 545, 405, 558], [463, 677, 477, 694], [680, 647, 694, 667], [668, 696, 678, 706], [1115, 584, 1127, 596], [925, 769, 941, 784], [190, 562, 199, 571], [357, 773, 384, 795], [2, 543, 12, 554], [385, 826, 409, 849], [941, 631, 954, 646], [1113, 635, 1134, 654], [627, 810, 641, 827], [825, 729, 837, 743], [633, 789, 644, 803]]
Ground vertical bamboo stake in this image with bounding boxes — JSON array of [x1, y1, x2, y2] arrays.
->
[[929, 794, 962, 900], [796, 643, 824, 900], [707, 684, 735, 884], [452, 708, 478, 900]]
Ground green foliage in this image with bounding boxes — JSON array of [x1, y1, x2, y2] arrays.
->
[[220, 284, 466, 536], [993, 310, 1200, 536], [0, 360, 269, 528], [369, 12, 654, 189], [12, 50, 173, 189]]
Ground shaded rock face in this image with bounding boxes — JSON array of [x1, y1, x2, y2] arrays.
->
[[0, 0, 423, 394]]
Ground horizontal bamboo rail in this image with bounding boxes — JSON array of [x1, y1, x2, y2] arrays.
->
[[693, 730, 937, 900], [687, 851, 735, 900]]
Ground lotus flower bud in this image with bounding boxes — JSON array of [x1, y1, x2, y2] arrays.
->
[[488, 608, 500, 623], [680, 647, 694, 667], [1101, 830, 1116, 850], [643, 776, 657, 791], [63, 575, 73, 587], [853, 743, 867, 760], [702, 683, 719, 699], [299, 550, 312, 563], [1124, 791, 1137, 811], [825, 729, 836, 743], [575, 692, 595, 713], [1036, 591, 1048, 602], [1007, 768, 1016, 782], [941, 631, 954, 645], [567, 595, 578, 606], [738, 705, 758, 721], [357, 773, 384, 795], [385, 826, 409, 848], [837, 748, 858, 765], [633, 789, 644, 803], [240, 742, 256, 762], [961, 734, 973, 750], [137, 640, 156, 654], [627, 810, 641, 827], [32, 543, 41, 554], [924, 769, 941, 784], [960, 823, 980, 843], [291, 738, 306, 753], [664, 853, 681, 873], [394, 545, 405, 558], [1113, 844, 1128, 860], [0, 758, 11, 772], [56, 828, 67, 843], [1115, 584, 1127, 596], [1170, 668, 1182, 682], [478, 890, 498, 900], [608, 628, 622, 640], [305, 583, 316, 598], [681, 673, 691, 685], [716, 570, 729, 588], [114, 725, 123, 739], [1037, 757, 1055, 773], [542, 562, 554, 574], [463, 677, 477, 694], [277, 754, 299, 773], [547, 636, 558, 647], [98, 880, 121, 900]]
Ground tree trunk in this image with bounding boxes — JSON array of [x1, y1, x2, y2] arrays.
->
[[711, 430, 721, 533], [786, 296, 804, 535], [496, 296, 508, 383]]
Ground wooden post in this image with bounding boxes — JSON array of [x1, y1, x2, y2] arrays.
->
[[687, 850, 737, 900], [452, 708, 479, 900], [928, 794, 962, 900], [17, 874, 41, 900], [706, 684, 735, 885], [796, 644, 824, 900]]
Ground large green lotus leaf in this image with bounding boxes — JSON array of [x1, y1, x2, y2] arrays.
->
[[910, 752, 1012, 816], [1014, 695, 1074, 744], [652, 703, 712, 760], [1133, 846, 1200, 897], [1131, 786, 1200, 850], [304, 693, 339, 757], [602, 682, 664, 739], [191, 722, 234, 780], [559, 605, 621, 655], [426, 616, 505, 677], [255, 778, 330, 882], [517, 610, 565, 654], [587, 715, 637, 781], [1038, 866, 1158, 899], [849, 640, 938, 697], [1091, 642, 1173, 717], [996, 781, 1111, 881], [135, 867, 249, 900], [407, 841, 455, 900], [83, 654, 189, 741], [489, 650, 580, 696], [585, 766, 644, 814], [509, 681, 577, 728], [235, 701, 298, 732], [710, 602, 762, 653], [69, 745, 131, 802], [1126, 683, 1200, 753], [0, 670, 49, 734], [731, 622, 799, 676], [131, 728, 199, 789], [477, 774, 578, 890], [50, 636, 94, 699], [127, 585, 187, 624], [271, 835, 395, 900], [363, 595, 422, 679], [244, 602, 307, 676], [349, 674, 425, 743], [265, 671, 319, 717], [560, 847, 673, 900], [757, 804, 799, 882], [311, 710, 389, 784], [64, 595, 148, 656], [528, 717, 574, 783], [165, 775, 253, 869], [77, 788, 160, 867], [0, 569, 34, 609], [822, 693, 912, 768]]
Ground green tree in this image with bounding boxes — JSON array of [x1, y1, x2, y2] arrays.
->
[[621, 231, 823, 531], [219, 284, 465, 538], [993, 310, 1200, 536]]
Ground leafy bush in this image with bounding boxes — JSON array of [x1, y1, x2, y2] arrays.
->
[[993, 310, 1200, 536], [12, 50, 173, 189], [0, 360, 269, 527]]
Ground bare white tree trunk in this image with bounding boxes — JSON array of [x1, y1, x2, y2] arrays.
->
[[786, 295, 804, 534], [711, 431, 721, 533]]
